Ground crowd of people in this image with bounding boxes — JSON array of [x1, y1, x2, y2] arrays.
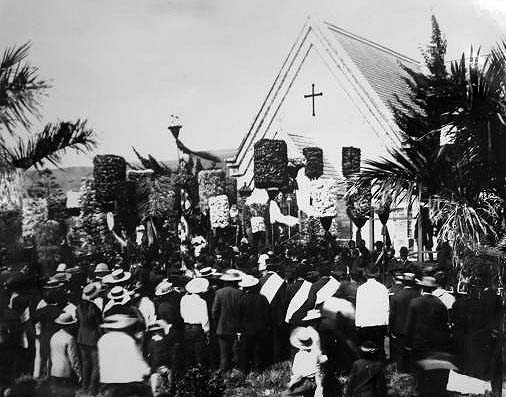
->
[[0, 236, 502, 397]]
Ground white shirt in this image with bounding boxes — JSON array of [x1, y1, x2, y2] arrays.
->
[[98, 331, 150, 383], [433, 287, 456, 310], [355, 278, 389, 327], [180, 293, 209, 333], [137, 296, 156, 327]]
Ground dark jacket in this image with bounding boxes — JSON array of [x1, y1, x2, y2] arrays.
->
[[335, 280, 358, 306], [76, 300, 102, 346], [259, 272, 286, 326], [156, 292, 184, 333], [33, 303, 63, 348], [212, 286, 242, 335], [389, 287, 420, 337], [346, 358, 387, 397], [239, 290, 271, 335], [406, 294, 450, 355], [145, 335, 170, 370]]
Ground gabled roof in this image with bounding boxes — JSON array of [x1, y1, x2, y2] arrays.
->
[[326, 22, 419, 111], [227, 17, 421, 186], [287, 133, 339, 180]]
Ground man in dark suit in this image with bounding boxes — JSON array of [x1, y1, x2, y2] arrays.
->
[[258, 262, 288, 364], [406, 276, 451, 397], [389, 273, 419, 372], [212, 272, 243, 371], [238, 277, 270, 373]]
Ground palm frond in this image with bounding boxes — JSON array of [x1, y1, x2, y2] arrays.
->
[[0, 42, 50, 134], [9, 119, 97, 170], [131, 147, 171, 176], [433, 197, 499, 252]]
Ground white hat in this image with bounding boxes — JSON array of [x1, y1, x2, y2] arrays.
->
[[94, 263, 110, 275], [301, 309, 322, 322], [52, 272, 71, 282], [321, 297, 355, 320], [155, 280, 174, 296], [56, 263, 67, 273], [198, 267, 217, 278], [289, 326, 316, 351], [100, 314, 139, 330], [82, 282, 101, 301], [219, 270, 242, 282], [185, 278, 209, 294], [238, 276, 259, 288], [107, 286, 130, 301], [103, 269, 131, 284], [54, 312, 77, 326]]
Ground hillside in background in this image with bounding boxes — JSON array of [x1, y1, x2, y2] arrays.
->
[[24, 149, 236, 193]]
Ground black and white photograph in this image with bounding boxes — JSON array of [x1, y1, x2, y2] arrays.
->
[[0, 0, 506, 396]]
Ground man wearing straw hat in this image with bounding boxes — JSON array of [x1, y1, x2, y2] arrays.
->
[[49, 312, 81, 397], [406, 276, 451, 397], [180, 277, 210, 367], [389, 272, 419, 372], [155, 280, 185, 379], [32, 278, 66, 378], [212, 270, 243, 371], [76, 282, 103, 396], [238, 275, 270, 373]]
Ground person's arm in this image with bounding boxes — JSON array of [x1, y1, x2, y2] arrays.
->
[[212, 291, 221, 323], [354, 286, 363, 327], [200, 297, 210, 333], [111, 230, 127, 248], [382, 287, 390, 326], [389, 296, 397, 333], [67, 337, 82, 381]]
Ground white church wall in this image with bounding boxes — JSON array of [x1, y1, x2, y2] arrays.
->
[[270, 45, 390, 174]]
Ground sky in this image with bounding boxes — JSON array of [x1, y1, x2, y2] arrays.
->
[[0, 0, 505, 167]]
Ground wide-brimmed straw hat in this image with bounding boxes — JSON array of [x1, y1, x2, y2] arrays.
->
[[82, 282, 101, 301], [100, 314, 139, 330], [219, 270, 242, 282], [107, 286, 130, 301], [186, 278, 209, 294], [94, 263, 110, 275], [147, 321, 165, 333], [238, 276, 259, 289], [53, 272, 71, 282], [155, 280, 174, 296], [417, 276, 437, 288], [103, 269, 131, 284], [289, 326, 316, 351], [44, 279, 64, 289], [198, 267, 217, 278], [301, 309, 322, 322], [54, 312, 77, 326]]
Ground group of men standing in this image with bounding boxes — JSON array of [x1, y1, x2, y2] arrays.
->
[[0, 238, 502, 397]]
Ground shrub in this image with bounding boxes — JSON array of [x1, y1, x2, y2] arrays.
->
[[173, 366, 225, 397]]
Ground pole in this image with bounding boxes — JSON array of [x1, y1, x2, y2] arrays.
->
[[287, 199, 291, 240], [369, 209, 374, 253], [417, 181, 424, 263]]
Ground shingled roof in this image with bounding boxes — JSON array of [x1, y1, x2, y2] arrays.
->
[[287, 133, 339, 180], [327, 22, 420, 110]]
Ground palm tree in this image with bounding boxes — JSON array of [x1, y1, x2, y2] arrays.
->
[[0, 42, 96, 215], [0, 42, 97, 172], [357, 41, 506, 258]]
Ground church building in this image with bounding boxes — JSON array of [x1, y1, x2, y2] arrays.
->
[[227, 17, 420, 248]]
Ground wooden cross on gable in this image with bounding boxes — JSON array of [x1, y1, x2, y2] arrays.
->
[[304, 83, 323, 117]]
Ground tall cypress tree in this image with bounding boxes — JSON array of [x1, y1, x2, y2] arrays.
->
[[391, 15, 451, 157]]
